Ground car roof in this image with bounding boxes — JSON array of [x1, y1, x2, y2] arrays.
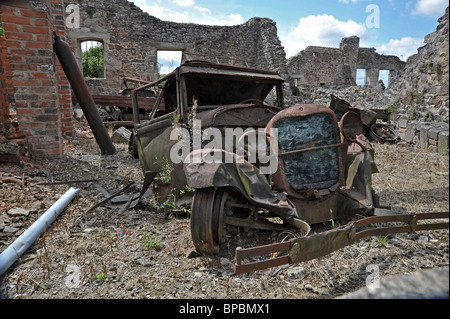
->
[[173, 60, 286, 83]]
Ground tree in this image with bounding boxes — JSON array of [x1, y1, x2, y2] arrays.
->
[[82, 43, 104, 78]]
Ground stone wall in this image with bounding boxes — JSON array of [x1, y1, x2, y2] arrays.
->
[[389, 7, 449, 121], [357, 48, 406, 87], [287, 37, 357, 87], [65, 0, 288, 96], [287, 36, 405, 88], [288, 46, 345, 87]]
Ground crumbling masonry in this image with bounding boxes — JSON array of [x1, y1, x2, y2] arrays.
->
[[287, 36, 406, 87]]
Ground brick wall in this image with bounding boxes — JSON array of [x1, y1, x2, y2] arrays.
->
[[0, 35, 12, 135], [50, 0, 73, 138], [0, 0, 73, 159]]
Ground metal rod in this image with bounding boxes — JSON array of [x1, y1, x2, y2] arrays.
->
[[0, 187, 80, 277], [53, 33, 116, 155], [234, 211, 449, 274], [279, 142, 347, 157]]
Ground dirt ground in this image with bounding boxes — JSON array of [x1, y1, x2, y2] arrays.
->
[[0, 123, 448, 300]]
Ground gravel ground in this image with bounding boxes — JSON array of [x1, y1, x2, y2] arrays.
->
[[0, 123, 448, 301]]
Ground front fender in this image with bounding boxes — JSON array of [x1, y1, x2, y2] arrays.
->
[[183, 149, 298, 221]]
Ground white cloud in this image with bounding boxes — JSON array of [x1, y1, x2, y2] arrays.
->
[[281, 14, 367, 58], [377, 36, 424, 61], [412, 0, 448, 16], [338, 0, 361, 3], [194, 6, 211, 14], [228, 13, 245, 25], [132, 0, 245, 26], [173, 0, 195, 7]]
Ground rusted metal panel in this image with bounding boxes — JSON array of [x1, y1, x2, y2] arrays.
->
[[196, 104, 280, 128], [179, 61, 285, 82], [71, 94, 165, 110], [184, 149, 298, 221]]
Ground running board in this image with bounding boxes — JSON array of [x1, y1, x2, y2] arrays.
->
[[235, 211, 449, 275]]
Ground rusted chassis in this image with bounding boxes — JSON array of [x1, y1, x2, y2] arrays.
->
[[185, 104, 377, 228], [234, 211, 449, 274], [184, 104, 449, 274]]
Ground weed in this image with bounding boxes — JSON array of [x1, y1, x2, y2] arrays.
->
[[140, 233, 164, 250], [383, 97, 401, 114], [156, 157, 174, 183], [375, 236, 390, 247], [435, 63, 442, 76], [406, 91, 415, 103], [330, 209, 337, 228], [416, 89, 425, 104], [409, 105, 421, 120], [150, 188, 191, 215], [97, 273, 106, 280], [171, 113, 180, 124]]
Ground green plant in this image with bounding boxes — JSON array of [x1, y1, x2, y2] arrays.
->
[[330, 209, 337, 228], [383, 97, 401, 114], [406, 91, 415, 103], [415, 89, 425, 104], [435, 63, 442, 76], [86, 7, 94, 18], [150, 188, 191, 215], [409, 105, 421, 120], [156, 157, 174, 183], [106, 7, 116, 19], [157, 62, 166, 79], [140, 226, 164, 250], [375, 236, 390, 247], [97, 273, 106, 280], [419, 61, 433, 72]]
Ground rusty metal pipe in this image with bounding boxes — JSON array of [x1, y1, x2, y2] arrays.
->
[[53, 33, 116, 155]]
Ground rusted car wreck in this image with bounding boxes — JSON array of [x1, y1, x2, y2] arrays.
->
[[130, 61, 449, 274]]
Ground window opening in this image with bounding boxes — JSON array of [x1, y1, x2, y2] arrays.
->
[[378, 70, 390, 87], [356, 69, 366, 86], [81, 40, 104, 78], [0, 16, 4, 37], [157, 50, 182, 78]]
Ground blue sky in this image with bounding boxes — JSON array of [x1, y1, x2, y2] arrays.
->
[[132, 0, 448, 73]]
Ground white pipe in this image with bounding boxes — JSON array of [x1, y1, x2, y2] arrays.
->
[[0, 187, 80, 277]]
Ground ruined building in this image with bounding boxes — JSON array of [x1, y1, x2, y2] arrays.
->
[[64, 0, 288, 96], [287, 36, 406, 88]]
